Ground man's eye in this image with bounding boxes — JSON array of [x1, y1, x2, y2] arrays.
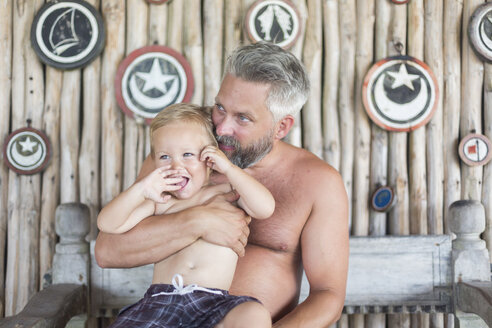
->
[[239, 115, 251, 122], [215, 104, 225, 112]]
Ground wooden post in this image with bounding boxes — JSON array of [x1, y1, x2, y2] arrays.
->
[[224, 0, 243, 60], [184, 0, 204, 105], [443, 0, 463, 235], [203, 0, 223, 106], [338, 0, 356, 229], [40, 68, 62, 289], [449, 200, 490, 327], [284, 0, 307, 148], [78, 0, 102, 241], [302, 0, 323, 158], [100, 0, 125, 206], [322, 0, 340, 170], [148, 2, 167, 46], [123, 0, 147, 190], [352, 0, 374, 238], [6, 0, 45, 315], [408, 0, 427, 237], [387, 3, 410, 328], [0, 0, 12, 317], [370, 0, 390, 237], [167, 0, 183, 52], [460, 0, 484, 201], [484, 63, 492, 263]]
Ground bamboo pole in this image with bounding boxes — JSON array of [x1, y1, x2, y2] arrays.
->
[[370, 0, 390, 237], [0, 0, 12, 317], [167, 0, 183, 51], [460, 0, 484, 201], [387, 3, 409, 327], [284, 0, 307, 148], [322, 0, 340, 170], [302, 0, 323, 158], [338, 0, 356, 229], [443, 0, 463, 235], [123, 0, 148, 190], [408, 0, 427, 236], [184, 0, 204, 105], [425, 0, 444, 237], [79, 0, 101, 240], [39, 68, 62, 288], [203, 0, 223, 106], [101, 0, 125, 206], [224, 0, 243, 60], [352, 0, 374, 238]]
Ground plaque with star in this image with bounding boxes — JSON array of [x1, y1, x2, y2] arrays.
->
[[391, 0, 410, 4], [146, 0, 171, 3], [362, 56, 438, 132], [459, 133, 492, 167], [31, 0, 105, 70], [115, 45, 194, 124], [3, 126, 52, 175], [468, 3, 492, 63], [245, 0, 301, 49]]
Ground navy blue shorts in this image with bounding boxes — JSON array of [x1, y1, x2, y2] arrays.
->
[[109, 284, 261, 328]]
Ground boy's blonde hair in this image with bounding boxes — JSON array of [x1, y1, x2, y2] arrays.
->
[[150, 103, 217, 157]]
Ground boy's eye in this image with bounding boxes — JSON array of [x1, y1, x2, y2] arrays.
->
[[160, 155, 170, 160], [183, 153, 194, 157]]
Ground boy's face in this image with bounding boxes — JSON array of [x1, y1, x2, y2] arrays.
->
[[153, 122, 211, 199]]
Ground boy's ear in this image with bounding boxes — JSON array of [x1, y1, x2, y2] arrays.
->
[[274, 115, 295, 140]]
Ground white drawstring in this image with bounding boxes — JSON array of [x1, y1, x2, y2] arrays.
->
[[151, 274, 223, 297]]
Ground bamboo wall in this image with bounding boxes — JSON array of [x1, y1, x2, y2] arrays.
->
[[0, 0, 489, 327]]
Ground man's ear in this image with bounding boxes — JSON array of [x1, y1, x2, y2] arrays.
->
[[274, 115, 295, 140]]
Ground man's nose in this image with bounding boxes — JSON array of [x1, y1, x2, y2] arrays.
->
[[215, 117, 234, 136]]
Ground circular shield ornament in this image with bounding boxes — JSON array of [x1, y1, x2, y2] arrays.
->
[[371, 186, 397, 212], [391, 0, 410, 4], [245, 0, 301, 49], [115, 45, 194, 124], [3, 127, 51, 175], [468, 3, 492, 63], [31, 0, 105, 70], [458, 133, 492, 167], [362, 56, 438, 132]]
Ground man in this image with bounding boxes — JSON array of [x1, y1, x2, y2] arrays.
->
[[95, 42, 349, 327]]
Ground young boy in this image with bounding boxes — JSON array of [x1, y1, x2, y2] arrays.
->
[[97, 103, 275, 328]]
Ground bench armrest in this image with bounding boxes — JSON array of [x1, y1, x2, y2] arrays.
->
[[457, 281, 492, 327], [0, 284, 86, 328]]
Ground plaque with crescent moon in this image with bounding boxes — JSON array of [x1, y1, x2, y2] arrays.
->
[[115, 45, 194, 125], [146, 0, 171, 3], [31, 0, 105, 70], [245, 0, 301, 49], [468, 3, 492, 63], [391, 0, 410, 4], [3, 127, 51, 175], [458, 133, 492, 167], [362, 56, 438, 132]]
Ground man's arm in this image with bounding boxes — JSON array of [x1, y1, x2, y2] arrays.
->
[[274, 167, 349, 327], [95, 155, 251, 268]]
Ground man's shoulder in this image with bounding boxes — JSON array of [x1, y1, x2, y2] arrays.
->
[[282, 142, 340, 176]]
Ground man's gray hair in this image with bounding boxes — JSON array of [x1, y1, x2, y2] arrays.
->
[[223, 42, 310, 122]]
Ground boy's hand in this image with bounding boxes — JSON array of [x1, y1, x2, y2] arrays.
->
[[200, 146, 234, 174], [139, 166, 184, 203]]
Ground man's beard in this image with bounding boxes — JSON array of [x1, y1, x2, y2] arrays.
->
[[215, 130, 274, 169]]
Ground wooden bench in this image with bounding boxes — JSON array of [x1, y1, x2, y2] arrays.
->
[[1, 200, 491, 327]]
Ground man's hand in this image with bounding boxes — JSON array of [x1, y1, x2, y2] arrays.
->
[[194, 190, 251, 256]]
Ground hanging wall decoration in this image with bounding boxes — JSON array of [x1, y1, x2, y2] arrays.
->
[[468, 2, 492, 63], [114, 45, 194, 125], [362, 56, 438, 132], [391, 0, 410, 4], [371, 186, 397, 212], [3, 121, 51, 175], [458, 133, 492, 167], [244, 0, 301, 49], [146, 0, 171, 4], [31, 0, 105, 70]]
